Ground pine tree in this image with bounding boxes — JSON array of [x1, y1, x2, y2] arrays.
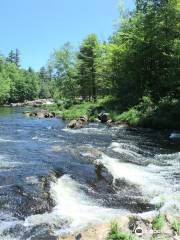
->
[[15, 49, 20, 67]]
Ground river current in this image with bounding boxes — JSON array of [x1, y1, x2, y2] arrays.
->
[[0, 107, 179, 240]]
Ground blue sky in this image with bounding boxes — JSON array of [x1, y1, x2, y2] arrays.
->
[[0, 0, 134, 70]]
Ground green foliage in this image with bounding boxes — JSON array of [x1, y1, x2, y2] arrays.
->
[[61, 97, 110, 120], [0, 53, 49, 104], [63, 101, 97, 120], [106, 223, 136, 240], [48, 42, 78, 100], [152, 215, 165, 231], [77, 34, 99, 100]]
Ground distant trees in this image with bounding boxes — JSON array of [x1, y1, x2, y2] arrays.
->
[[47, 42, 77, 100], [0, 0, 179, 119], [0, 54, 41, 104], [6, 49, 20, 67]]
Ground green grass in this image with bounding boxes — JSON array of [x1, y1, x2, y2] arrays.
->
[[62, 97, 113, 120], [172, 219, 180, 235], [152, 215, 165, 231], [62, 101, 96, 119], [106, 223, 136, 240]]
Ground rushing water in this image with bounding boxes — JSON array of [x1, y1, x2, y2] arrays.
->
[[0, 107, 179, 240]]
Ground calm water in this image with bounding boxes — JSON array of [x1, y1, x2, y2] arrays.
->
[[0, 107, 179, 240]]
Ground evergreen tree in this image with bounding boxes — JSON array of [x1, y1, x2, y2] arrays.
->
[[15, 49, 20, 67], [77, 34, 99, 101]]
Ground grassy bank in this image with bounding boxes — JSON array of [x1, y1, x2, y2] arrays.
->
[[44, 96, 180, 130]]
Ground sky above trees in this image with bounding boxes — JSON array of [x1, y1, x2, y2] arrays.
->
[[0, 0, 134, 70]]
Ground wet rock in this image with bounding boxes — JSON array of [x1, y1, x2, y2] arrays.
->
[[68, 120, 82, 129], [67, 118, 87, 129], [79, 115, 88, 122], [36, 112, 45, 119], [98, 112, 109, 123]]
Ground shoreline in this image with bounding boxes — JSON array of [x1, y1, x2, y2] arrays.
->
[[58, 213, 180, 240]]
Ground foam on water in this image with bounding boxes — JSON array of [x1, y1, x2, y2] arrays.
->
[[97, 153, 167, 196], [104, 141, 180, 214], [0, 154, 25, 172], [62, 126, 109, 135], [0, 138, 20, 143], [25, 175, 127, 235], [0, 214, 22, 240], [110, 142, 152, 160]]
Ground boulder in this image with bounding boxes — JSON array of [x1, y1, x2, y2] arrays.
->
[[98, 112, 109, 123], [79, 115, 88, 122], [36, 112, 45, 119], [68, 119, 83, 129]]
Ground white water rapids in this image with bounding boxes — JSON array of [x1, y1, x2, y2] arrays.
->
[[0, 119, 179, 239]]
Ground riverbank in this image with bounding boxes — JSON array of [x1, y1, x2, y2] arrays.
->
[[43, 97, 180, 130], [59, 214, 180, 240]]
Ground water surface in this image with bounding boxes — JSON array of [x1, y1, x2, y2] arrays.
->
[[0, 107, 179, 239]]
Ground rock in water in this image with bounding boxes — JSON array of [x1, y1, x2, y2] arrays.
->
[[98, 112, 109, 123], [68, 119, 83, 129], [79, 115, 88, 122], [67, 116, 88, 129]]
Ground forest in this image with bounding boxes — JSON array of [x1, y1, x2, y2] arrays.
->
[[0, 0, 179, 129]]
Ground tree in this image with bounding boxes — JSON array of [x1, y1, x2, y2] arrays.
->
[[48, 42, 77, 100], [77, 34, 99, 101], [6, 50, 15, 64], [15, 49, 20, 67]]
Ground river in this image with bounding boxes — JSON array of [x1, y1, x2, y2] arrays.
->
[[0, 107, 179, 240]]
